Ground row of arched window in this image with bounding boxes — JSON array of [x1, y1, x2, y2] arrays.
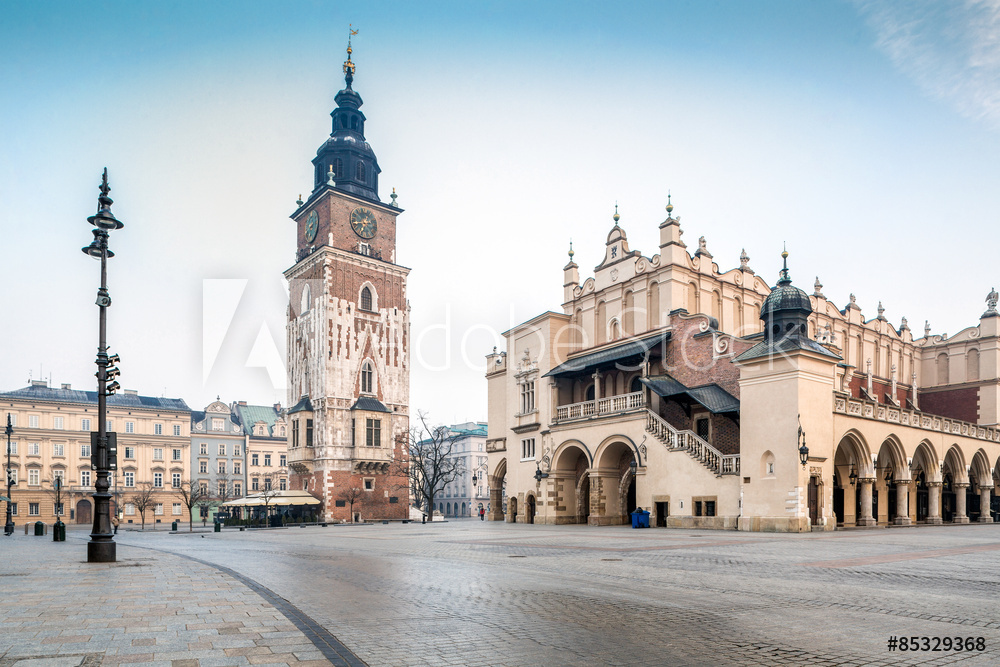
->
[[299, 284, 376, 316], [315, 159, 368, 185]]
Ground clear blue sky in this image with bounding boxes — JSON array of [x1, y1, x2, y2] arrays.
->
[[2, 1, 999, 424]]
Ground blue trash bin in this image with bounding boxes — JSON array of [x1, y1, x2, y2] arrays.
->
[[631, 508, 650, 529]]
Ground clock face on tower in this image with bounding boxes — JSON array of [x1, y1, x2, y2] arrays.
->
[[305, 210, 319, 243], [350, 207, 378, 239]]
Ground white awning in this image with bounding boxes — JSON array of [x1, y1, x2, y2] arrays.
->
[[220, 490, 321, 506]]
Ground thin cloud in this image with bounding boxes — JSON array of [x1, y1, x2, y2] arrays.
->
[[855, 0, 1000, 126]]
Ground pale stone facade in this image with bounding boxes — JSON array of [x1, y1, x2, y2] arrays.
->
[[232, 402, 289, 495], [487, 202, 1000, 531], [1, 380, 192, 527], [433, 422, 489, 518], [190, 400, 246, 521]]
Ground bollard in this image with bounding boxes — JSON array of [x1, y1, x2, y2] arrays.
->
[[34, 521, 45, 536], [53, 520, 66, 542], [214, 521, 221, 533], [171, 521, 178, 532], [24, 523, 29, 535]]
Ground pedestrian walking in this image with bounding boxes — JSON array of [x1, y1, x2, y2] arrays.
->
[[112, 515, 119, 534], [479, 507, 485, 521]]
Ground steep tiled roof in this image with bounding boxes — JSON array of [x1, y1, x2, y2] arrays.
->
[[0, 384, 190, 411], [232, 403, 283, 437], [349, 396, 389, 413]]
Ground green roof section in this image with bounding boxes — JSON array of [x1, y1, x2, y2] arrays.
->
[[233, 403, 283, 438]]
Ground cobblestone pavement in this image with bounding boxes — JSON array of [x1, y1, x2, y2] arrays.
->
[[5, 522, 1000, 666]]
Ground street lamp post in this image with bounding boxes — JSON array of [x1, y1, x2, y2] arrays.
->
[[4, 414, 13, 536], [82, 169, 123, 563]]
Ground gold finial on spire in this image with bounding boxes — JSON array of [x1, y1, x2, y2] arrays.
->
[[343, 25, 358, 86], [613, 202, 620, 224], [778, 243, 791, 285], [666, 191, 673, 215], [568, 239, 574, 260]]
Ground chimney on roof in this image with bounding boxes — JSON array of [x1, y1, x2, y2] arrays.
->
[[61, 383, 72, 390], [124, 389, 138, 396], [273, 403, 282, 411], [238, 401, 247, 406]]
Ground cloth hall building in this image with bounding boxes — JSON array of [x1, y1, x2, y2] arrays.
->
[[486, 201, 1000, 531]]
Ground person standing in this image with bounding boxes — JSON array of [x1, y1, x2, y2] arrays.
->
[[479, 507, 485, 521]]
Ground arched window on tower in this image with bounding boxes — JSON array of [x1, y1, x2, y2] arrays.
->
[[356, 161, 366, 182], [351, 116, 358, 130], [360, 286, 372, 311], [332, 158, 343, 179], [361, 361, 374, 394], [300, 283, 311, 315]]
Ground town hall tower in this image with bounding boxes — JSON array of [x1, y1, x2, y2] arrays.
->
[[284, 35, 410, 521]]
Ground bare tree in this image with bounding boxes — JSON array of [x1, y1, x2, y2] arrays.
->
[[338, 481, 365, 522], [127, 482, 156, 530], [252, 471, 283, 525], [395, 412, 464, 522], [175, 480, 210, 532], [213, 474, 234, 523]]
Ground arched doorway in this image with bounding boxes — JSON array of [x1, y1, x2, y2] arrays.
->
[[552, 442, 591, 524], [508, 496, 518, 523], [526, 495, 536, 524], [76, 499, 92, 525], [942, 445, 966, 523], [834, 432, 873, 526], [911, 441, 939, 523], [490, 458, 507, 522], [875, 437, 906, 525], [592, 439, 638, 526]]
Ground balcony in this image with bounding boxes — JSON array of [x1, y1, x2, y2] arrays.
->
[[554, 391, 645, 424]]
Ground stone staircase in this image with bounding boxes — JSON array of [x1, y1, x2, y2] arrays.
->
[[645, 410, 740, 476]]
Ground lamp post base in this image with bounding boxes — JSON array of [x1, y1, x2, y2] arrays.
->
[[87, 540, 116, 563]]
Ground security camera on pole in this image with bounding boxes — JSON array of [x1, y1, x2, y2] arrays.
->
[[81, 169, 123, 563]]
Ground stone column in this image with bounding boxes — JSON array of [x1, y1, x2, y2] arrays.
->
[[926, 482, 943, 524], [857, 479, 877, 526], [893, 480, 912, 526], [953, 483, 970, 523], [980, 486, 993, 523], [489, 486, 504, 522]]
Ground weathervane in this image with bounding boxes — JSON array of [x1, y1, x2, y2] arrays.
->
[[343, 25, 359, 86]]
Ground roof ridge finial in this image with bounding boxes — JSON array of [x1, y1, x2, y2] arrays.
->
[[778, 243, 791, 285], [568, 239, 574, 261], [666, 191, 673, 217], [343, 25, 358, 89], [613, 202, 620, 225]]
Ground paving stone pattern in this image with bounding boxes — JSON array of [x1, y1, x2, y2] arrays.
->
[[5, 523, 1000, 666]]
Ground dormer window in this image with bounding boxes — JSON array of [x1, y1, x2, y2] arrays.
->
[[361, 286, 372, 311], [361, 361, 374, 394]]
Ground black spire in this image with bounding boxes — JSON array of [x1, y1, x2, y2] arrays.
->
[[311, 27, 381, 201], [759, 247, 812, 343]]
